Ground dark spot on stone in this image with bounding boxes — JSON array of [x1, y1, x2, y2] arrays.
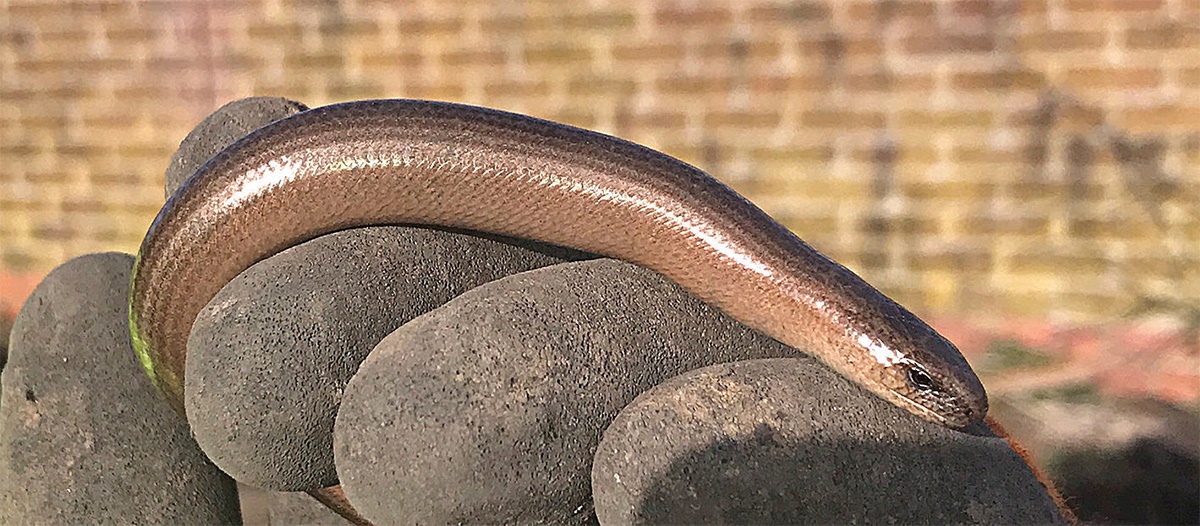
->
[[753, 422, 775, 444]]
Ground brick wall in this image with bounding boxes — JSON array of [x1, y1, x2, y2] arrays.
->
[[1, 0, 1197, 324]]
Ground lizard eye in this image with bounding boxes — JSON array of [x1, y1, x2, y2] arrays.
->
[[906, 366, 936, 392]]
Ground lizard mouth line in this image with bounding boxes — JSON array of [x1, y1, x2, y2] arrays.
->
[[889, 389, 948, 425]]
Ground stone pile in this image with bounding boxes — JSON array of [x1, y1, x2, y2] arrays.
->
[[0, 98, 1067, 525]]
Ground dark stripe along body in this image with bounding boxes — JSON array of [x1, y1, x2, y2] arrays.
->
[[129, 99, 987, 427]]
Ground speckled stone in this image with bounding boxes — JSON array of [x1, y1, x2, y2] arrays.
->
[[163, 95, 581, 491], [334, 259, 807, 524], [163, 96, 308, 198], [186, 226, 588, 490], [591, 357, 1068, 525], [0, 253, 241, 524]]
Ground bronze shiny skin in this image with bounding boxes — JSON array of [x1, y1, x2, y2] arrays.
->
[[129, 99, 988, 428]]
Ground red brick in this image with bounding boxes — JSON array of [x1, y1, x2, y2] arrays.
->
[[748, 145, 834, 164], [403, 81, 466, 101], [902, 180, 999, 201], [0, 271, 43, 318], [566, 75, 636, 96], [1063, 66, 1162, 91], [796, 35, 884, 61], [847, 0, 937, 21], [802, 108, 885, 129], [556, 10, 636, 31], [15, 113, 71, 127], [1156, 372, 1200, 404], [745, 2, 832, 24], [360, 51, 424, 69], [895, 144, 941, 164], [441, 47, 507, 68], [697, 39, 782, 64], [748, 73, 825, 93], [895, 72, 940, 93], [909, 244, 994, 272], [841, 70, 892, 91], [315, 17, 378, 38], [861, 212, 942, 236], [328, 81, 385, 101], [614, 109, 686, 130], [104, 25, 156, 42], [961, 213, 1051, 236], [2, 84, 98, 100], [1006, 180, 1064, 200], [903, 31, 998, 55], [950, 0, 1009, 18], [477, 9, 529, 34], [777, 210, 841, 239], [612, 42, 686, 63], [1009, 249, 1113, 273], [523, 42, 592, 65], [656, 74, 736, 95], [396, 15, 465, 34], [482, 79, 552, 98], [13, 1, 133, 16], [702, 111, 781, 129], [1064, 0, 1164, 12], [31, 220, 76, 242], [1125, 22, 1200, 50], [653, 4, 732, 27], [247, 22, 305, 40], [1016, 30, 1108, 52], [1068, 215, 1158, 238], [898, 109, 995, 128], [17, 56, 137, 74], [1120, 105, 1200, 132], [91, 169, 146, 186], [281, 52, 344, 69], [952, 68, 1045, 91]]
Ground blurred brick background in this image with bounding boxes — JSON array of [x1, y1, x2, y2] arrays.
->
[[1, 0, 1197, 356], [1, 1, 1197, 521], [2, 0, 1196, 324]]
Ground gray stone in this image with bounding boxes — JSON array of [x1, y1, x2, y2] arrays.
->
[[334, 259, 807, 524], [172, 95, 585, 492], [0, 253, 241, 525], [186, 226, 589, 491], [163, 96, 308, 197], [592, 358, 1068, 525]]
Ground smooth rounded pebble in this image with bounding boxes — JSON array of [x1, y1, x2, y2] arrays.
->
[[163, 96, 308, 197], [0, 253, 241, 525], [592, 358, 1068, 525], [170, 96, 586, 492], [334, 259, 811, 525], [186, 226, 589, 491]]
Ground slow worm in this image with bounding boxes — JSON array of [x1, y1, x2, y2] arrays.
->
[[129, 99, 987, 428]]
